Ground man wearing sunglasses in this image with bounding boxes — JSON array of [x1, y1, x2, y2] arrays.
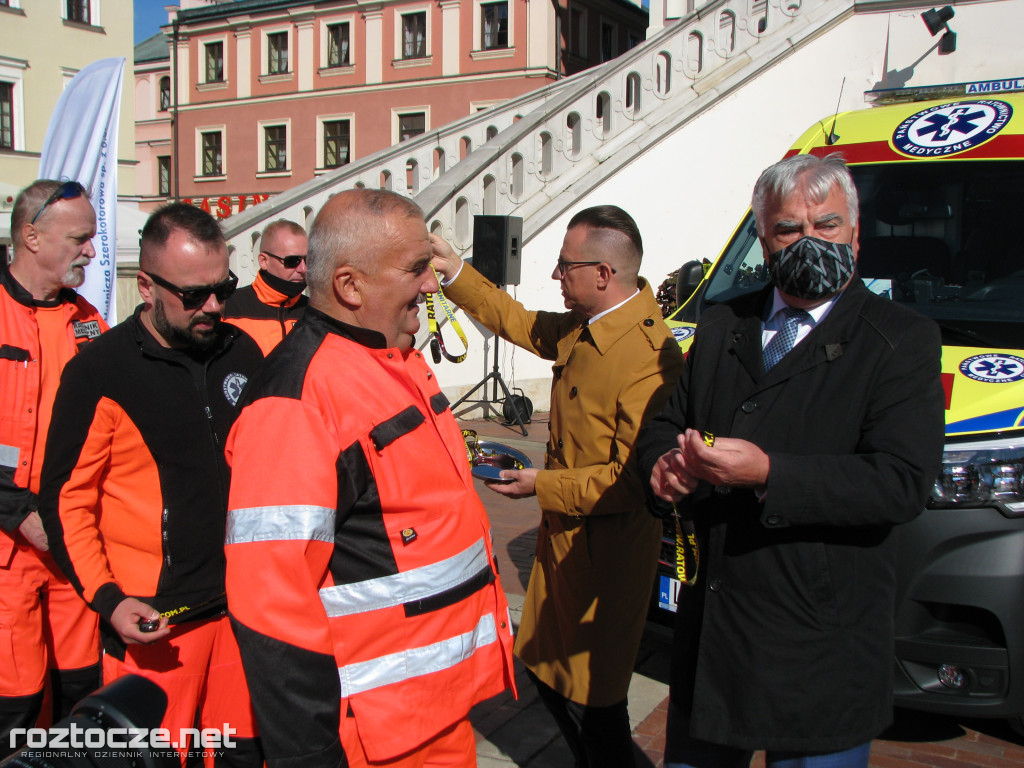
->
[[40, 203, 264, 767], [430, 206, 684, 768], [223, 219, 308, 354], [0, 180, 106, 757]]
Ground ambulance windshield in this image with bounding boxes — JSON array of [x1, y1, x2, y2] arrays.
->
[[697, 161, 1024, 350]]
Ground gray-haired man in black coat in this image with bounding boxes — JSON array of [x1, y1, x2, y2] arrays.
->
[[636, 154, 945, 768]]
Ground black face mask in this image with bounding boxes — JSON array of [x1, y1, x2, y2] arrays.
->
[[260, 268, 307, 299], [767, 236, 855, 300]]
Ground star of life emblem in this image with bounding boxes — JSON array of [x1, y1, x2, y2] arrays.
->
[[959, 354, 1024, 384], [671, 326, 695, 343], [222, 372, 249, 405], [891, 100, 1011, 158]]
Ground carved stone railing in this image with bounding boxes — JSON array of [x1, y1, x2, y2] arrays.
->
[[223, 0, 853, 273], [222, 76, 581, 279]]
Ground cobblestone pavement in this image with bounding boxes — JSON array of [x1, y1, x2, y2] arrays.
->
[[459, 414, 1024, 767]]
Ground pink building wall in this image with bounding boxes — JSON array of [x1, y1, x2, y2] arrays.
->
[[135, 0, 646, 215]]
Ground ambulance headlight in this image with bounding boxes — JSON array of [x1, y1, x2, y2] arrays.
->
[[929, 437, 1024, 515]]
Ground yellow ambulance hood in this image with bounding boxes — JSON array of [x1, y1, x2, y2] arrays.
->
[[944, 348, 1024, 437], [788, 91, 1024, 163]]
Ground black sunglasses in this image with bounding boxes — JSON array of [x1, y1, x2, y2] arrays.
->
[[263, 251, 306, 269], [31, 181, 87, 225], [144, 270, 239, 310]]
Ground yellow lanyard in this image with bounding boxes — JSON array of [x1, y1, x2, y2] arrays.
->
[[673, 430, 712, 586], [426, 267, 468, 364], [673, 507, 700, 586]]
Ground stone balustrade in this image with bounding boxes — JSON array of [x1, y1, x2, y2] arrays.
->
[[223, 0, 848, 274]]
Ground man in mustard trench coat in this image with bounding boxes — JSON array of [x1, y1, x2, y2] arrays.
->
[[431, 206, 684, 767]]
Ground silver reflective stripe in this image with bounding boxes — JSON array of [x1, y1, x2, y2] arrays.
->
[[338, 613, 498, 697], [320, 539, 489, 617], [0, 444, 18, 469], [225, 505, 335, 545]]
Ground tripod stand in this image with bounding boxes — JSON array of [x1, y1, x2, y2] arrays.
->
[[451, 334, 529, 436]]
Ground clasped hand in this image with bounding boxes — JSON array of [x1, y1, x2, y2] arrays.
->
[[650, 429, 769, 503]]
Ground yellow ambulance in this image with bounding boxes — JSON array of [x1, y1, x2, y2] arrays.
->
[[657, 82, 1024, 731]]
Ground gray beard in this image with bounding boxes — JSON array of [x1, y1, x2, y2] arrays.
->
[[61, 266, 85, 289]]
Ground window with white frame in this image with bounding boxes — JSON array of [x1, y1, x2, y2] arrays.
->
[[0, 59, 25, 152], [267, 31, 289, 74], [264, 124, 287, 171], [481, 2, 508, 49], [66, 0, 89, 24], [0, 82, 13, 150], [327, 22, 350, 67], [205, 41, 224, 82], [157, 156, 171, 196], [398, 112, 425, 142], [402, 12, 427, 59], [323, 119, 351, 168], [201, 130, 223, 176]]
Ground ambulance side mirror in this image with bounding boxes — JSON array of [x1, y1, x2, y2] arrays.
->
[[676, 260, 705, 307]]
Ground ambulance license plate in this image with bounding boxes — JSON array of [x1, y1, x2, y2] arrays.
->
[[658, 574, 680, 613]]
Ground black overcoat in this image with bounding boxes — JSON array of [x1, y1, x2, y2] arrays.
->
[[636, 279, 945, 752]]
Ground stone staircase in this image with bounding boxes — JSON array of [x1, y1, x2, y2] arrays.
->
[[221, 0, 852, 276]]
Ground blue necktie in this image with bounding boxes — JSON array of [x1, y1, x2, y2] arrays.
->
[[763, 307, 810, 371]]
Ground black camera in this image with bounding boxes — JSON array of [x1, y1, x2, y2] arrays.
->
[[2, 675, 177, 768]]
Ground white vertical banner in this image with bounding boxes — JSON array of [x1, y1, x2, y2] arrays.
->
[[39, 57, 125, 325]]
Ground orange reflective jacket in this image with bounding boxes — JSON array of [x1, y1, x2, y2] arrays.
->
[[225, 308, 515, 767], [0, 266, 106, 566]]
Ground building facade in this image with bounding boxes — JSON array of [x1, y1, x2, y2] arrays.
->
[[134, 0, 646, 216], [0, 0, 136, 255], [135, 33, 174, 214]]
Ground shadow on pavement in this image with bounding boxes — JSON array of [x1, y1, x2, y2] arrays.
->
[[880, 707, 1024, 746], [634, 743, 658, 767], [879, 708, 967, 742], [508, 528, 539, 592], [969, 716, 1024, 746]]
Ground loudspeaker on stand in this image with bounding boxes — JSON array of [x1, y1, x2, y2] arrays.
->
[[472, 215, 522, 287]]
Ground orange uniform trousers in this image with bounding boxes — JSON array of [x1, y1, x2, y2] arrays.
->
[[0, 540, 99, 757], [340, 715, 476, 768], [0, 543, 99, 696], [102, 615, 259, 768]]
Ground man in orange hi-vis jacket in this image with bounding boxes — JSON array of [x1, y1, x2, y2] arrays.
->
[[223, 218, 308, 354], [41, 203, 264, 768], [0, 180, 105, 758], [225, 189, 515, 768]]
